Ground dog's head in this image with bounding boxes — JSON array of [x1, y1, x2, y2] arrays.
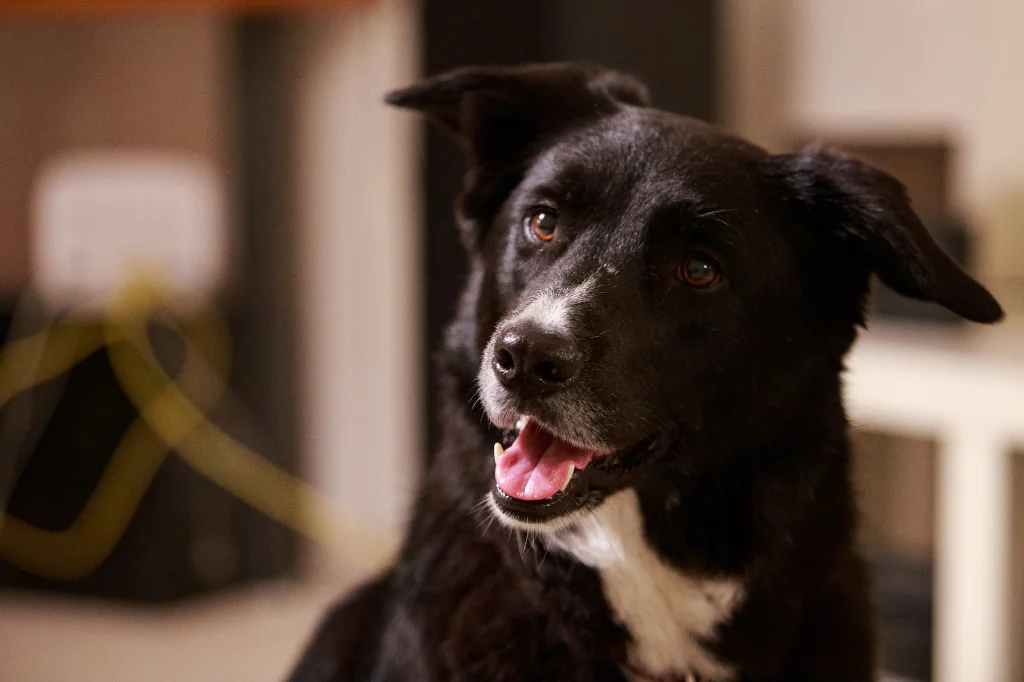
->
[[388, 63, 1002, 530]]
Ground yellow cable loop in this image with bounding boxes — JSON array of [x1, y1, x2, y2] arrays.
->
[[0, 282, 397, 580]]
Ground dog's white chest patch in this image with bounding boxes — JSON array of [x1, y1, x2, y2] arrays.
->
[[547, 490, 743, 681]]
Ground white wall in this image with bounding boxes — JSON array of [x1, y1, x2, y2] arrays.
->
[[721, 0, 1024, 280], [789, 0, 980, 138], [289, 0, 421, 577]]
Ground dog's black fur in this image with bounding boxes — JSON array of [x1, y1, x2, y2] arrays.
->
[[288, 63, 1002, 682]]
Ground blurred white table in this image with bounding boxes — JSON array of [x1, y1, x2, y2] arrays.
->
[[846, 304, 1024, 682]]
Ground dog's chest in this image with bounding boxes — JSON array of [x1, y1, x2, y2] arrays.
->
[[547, 490, 742, 681]]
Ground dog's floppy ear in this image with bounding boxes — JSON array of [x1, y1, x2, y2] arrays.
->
[[385, 62, 648, 245], [385, 61, 649, 147], [769, 147, 1003, 324]]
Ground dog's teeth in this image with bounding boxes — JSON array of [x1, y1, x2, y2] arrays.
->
[[515, 416, 527, 432], [493, 442, 503, 463], [560, 465, 575, 492]]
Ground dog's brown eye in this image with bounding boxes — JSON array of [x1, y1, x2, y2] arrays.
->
[[526, 209, 558, 242], [678, 255, 720, 288]]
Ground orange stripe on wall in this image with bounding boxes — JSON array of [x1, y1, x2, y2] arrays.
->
[[0, 0, 373, 17]]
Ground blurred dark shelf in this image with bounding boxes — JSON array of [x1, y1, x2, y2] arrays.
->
[[0, 306, 296, 603]]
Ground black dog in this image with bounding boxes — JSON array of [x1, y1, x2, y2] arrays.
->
[[289, 63, 1002, 682]]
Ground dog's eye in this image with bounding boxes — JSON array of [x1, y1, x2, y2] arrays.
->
[[526, 209, 558, 242], [677, 254, 721, 288]]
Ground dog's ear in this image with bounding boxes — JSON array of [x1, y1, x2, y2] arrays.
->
[[768, 147, 1003, 324], [385, 62, 648, 246]]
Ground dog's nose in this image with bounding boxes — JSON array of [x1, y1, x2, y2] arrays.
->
[[492, 323, 581, 395]]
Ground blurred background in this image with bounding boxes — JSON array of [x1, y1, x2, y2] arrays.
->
[[0, 1, 1021, 681]]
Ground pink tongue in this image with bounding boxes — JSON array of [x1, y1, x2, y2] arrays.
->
[[494, 420, 596, 501]]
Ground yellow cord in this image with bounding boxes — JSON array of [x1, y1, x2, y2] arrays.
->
[[0, 283, 397, 580], [0, 322, 105, 409]]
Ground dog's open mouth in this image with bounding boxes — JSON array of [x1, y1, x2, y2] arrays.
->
[[490, 417, 669, 524], [493, 418, 604, 501]]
